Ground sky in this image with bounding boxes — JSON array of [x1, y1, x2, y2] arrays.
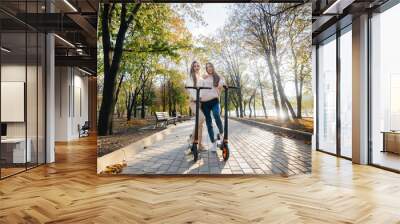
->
[[185, 4, 230, 38]]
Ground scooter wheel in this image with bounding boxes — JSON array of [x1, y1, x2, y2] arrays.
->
[[191, 144, 198, 162], [222, 144, 229, 161]]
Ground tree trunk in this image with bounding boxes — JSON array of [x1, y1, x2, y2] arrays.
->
[[244, 100, 248, 117], [133, 100, 137, 118], [127, 94, 136, 121], [125, 90, 131, 120], [297, 75, 304, 119], [248, 97, 253, 118], [253, 92, 256, 118], [141, 84, 145, 119], [127, 107, 132, 121], [264, 54, 280, 118], [271, 43, 296, 120], [162, 77, 166, 111], [238, 89, 244, 118], [258, 78, 267, 118]]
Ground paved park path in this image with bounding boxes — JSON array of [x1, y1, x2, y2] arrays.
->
[[122, 119, 311, 176]]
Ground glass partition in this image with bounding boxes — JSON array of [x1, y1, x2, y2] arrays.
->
[[317, 35, 337, 154], [1, 30, 28, 177], [339, 26, 352, 158], [0, 1, 46, 179], [370, 4, 400, 171]]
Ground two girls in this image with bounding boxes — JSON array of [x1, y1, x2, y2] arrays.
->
[[186, 61, 224, 152]]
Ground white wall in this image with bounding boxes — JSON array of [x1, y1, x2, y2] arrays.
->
[[55, 66, 89, 141], [1, 65, 26, 141], [1, 62, 47, 164], [1, 65, 42, 136]]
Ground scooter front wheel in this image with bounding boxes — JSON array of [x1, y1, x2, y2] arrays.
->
[[221, 144, 230, 161], [191, 144, 198, 162]]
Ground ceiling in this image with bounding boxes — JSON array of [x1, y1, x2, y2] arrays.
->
[[0, 0, 98, 74], [312, 0, 389, 43]]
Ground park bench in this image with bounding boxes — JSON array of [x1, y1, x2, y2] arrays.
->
[[154, 112, 176, 128], [176, 112, 186, 122], [176, 112, 191, 122]]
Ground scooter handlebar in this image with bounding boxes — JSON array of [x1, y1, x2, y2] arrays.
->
[[223, 85, 239, 89], [185, 86, 212, 90]]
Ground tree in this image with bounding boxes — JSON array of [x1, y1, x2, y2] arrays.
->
[[97, 3, 192, 135], [254, 65, 268, 118], [203, 26, 248, 118], [286, 4, 311, 118], [98, 3, 141, 136], [233, 3, 305, 120]]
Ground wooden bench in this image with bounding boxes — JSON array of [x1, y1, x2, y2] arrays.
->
[[176, 112, 191, 121], [154, 112, 176, 128], [176, 112, 184, 122]]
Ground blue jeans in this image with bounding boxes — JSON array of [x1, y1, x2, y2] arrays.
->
[[201, 98, 223, 143]]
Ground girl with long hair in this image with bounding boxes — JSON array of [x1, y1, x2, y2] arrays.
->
[[186, 61, 206, 150], [200, 62, 225, 152]]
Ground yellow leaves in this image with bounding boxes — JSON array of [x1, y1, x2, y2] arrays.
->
[[100, 163, 127, 174]]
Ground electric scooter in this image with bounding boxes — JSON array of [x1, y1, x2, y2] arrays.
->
[[217, 85, 239, 161], [185, 86, 211, 162]]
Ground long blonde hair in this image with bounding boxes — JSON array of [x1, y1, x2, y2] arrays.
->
[[190, 61, 199, 86], [206, 62, 220, 87]]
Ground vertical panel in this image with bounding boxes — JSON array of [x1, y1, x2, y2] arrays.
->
[[38, 32, 46, 165], [317, 35, 337, 154], [340, 27, 353, 158], [27, 30, 38, 168]]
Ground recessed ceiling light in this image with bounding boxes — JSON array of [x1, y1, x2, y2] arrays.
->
[[63, 0, 78, 12], [1, 47, 11, 53], [323, 0, 355, 15], [78, 67, 93, 76], [54, 34, 75, 48]]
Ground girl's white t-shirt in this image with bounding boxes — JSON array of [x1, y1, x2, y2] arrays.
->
[[200, 75, 225, 102]]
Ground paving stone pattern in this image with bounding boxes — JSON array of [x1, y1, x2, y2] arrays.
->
[[122, 119, 311, 175]]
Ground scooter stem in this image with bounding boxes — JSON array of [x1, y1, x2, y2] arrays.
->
[[224, 87, 229, 141], [222, 86, 239, 141], [194, 89, 200, 145], [185, 86, 211, 144]]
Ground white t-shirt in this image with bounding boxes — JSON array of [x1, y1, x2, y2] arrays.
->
[[200, 74, 225, 102]]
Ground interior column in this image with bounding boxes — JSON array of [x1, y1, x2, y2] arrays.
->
[[352, 14, 369, 164]]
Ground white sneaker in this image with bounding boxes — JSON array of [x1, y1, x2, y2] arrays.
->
[[217, 133, 223, 147], [210, 142, 217, 152]]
